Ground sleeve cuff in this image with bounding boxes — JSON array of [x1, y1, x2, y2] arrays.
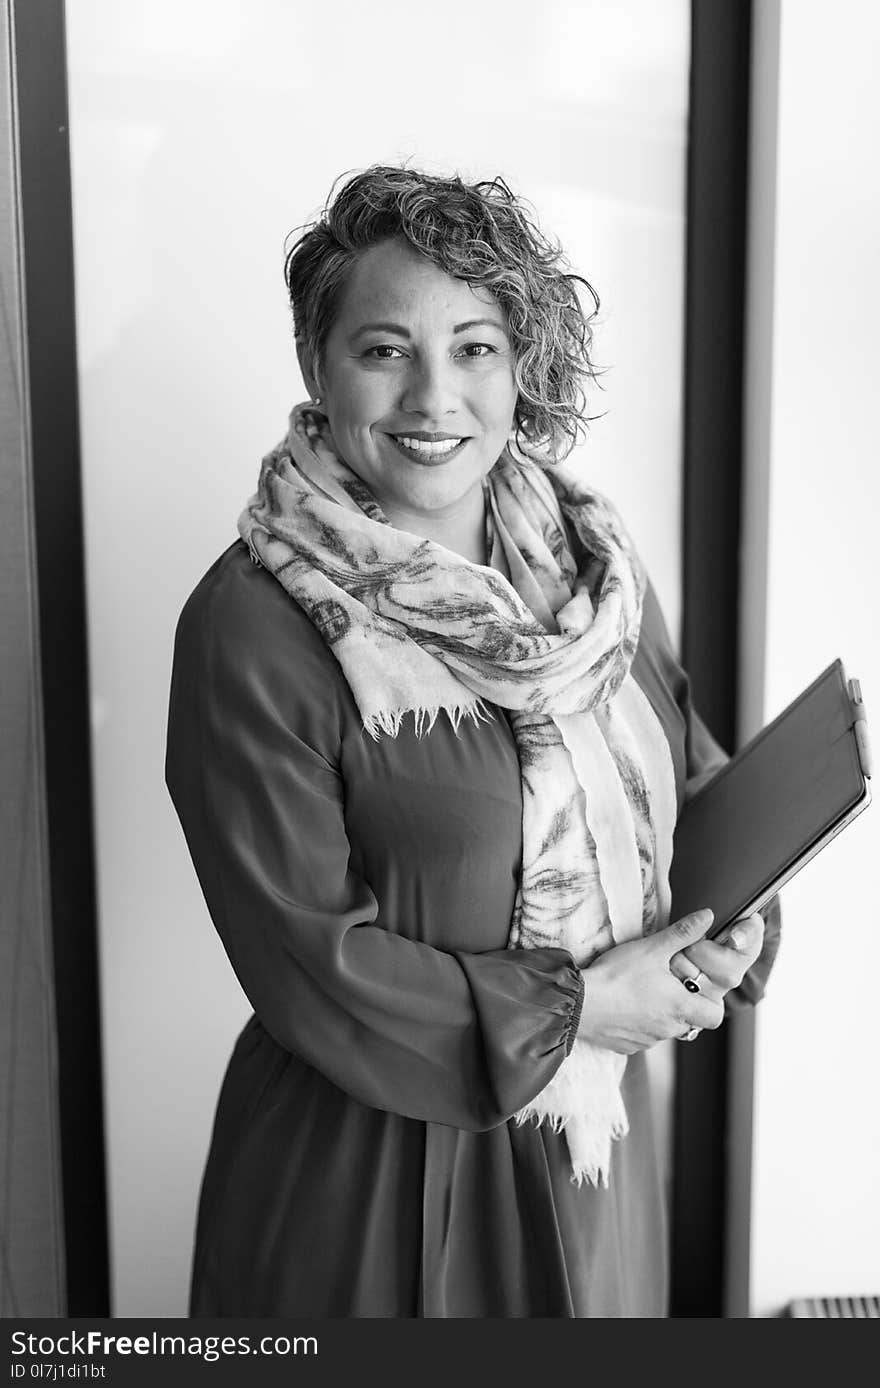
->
[[564, 968, 585, 1055]]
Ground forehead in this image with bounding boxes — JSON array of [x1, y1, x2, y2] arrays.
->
[[331, 238, 505, 328]]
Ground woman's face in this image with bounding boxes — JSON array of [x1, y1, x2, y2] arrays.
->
[[307, 238, 518, 525]]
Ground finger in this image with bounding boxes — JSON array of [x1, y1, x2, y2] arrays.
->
[[656, 908, 714, 958], [668, 952, 727, 1001], [728, 912, 765, 952], [674, 939, 751, 992], [673, 991, 724, 1034], [714, 912, 765, 955]]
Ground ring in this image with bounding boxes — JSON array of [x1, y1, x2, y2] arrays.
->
[[678, 1026, 701, 1042], [682, 970, 705, 995]]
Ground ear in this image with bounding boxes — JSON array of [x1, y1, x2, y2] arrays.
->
[[296, 337, 322, 401]]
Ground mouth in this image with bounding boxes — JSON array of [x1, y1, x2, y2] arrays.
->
[[385, 434, 469, 465]]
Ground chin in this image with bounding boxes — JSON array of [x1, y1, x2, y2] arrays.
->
[[398, 485, 466, 513]]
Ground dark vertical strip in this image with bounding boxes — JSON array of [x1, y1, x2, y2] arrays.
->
[[11, 0, 110, 1314], [723, 1008, 756, 1317], [672, 0, 754, 1317], [0, 0, 66, 1316]]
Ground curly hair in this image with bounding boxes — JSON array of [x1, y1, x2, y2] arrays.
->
[[284, 163, 602, 461]]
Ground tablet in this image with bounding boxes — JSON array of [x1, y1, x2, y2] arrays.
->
[[669, 659, 872, 938]]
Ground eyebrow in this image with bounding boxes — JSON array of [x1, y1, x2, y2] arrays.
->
[[350, 317, 508, 339]]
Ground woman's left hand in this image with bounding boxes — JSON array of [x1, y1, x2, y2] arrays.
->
[[668, 911, 765, 1006]]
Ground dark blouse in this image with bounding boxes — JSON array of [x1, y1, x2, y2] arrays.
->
[[165, 539, 780, 1318]]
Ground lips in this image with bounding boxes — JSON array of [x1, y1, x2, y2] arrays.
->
[[386, 434, 469, 465]]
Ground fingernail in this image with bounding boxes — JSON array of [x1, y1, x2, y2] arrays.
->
[[729, 928, 745, 950]]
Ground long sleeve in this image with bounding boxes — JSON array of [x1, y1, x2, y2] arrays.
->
[[164, 548, 583, 1132]]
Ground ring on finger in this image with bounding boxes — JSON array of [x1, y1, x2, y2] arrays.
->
[[682, 969, 706, 995], [678, 1026, 701, 1042]]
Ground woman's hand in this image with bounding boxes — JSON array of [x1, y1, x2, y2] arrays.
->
[[576, 910, 724, 1054], [668, 910, 766, 1005]]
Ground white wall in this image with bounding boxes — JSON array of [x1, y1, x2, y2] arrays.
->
[[746, 0, 880, 1316], [65, 0, 690, 1315]]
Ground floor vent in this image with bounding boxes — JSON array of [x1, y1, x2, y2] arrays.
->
[[786, 1295, 880, 1318]]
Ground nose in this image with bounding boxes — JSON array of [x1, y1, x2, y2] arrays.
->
[[399, 351, 459, 421]]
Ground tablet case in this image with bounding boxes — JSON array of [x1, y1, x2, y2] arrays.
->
[[669, 659, 872, 937]]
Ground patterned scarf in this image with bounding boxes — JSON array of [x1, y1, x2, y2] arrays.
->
[[238, 403, 677, 1187]]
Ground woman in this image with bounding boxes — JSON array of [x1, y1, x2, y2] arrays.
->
[[165, 164, 779, 1318]]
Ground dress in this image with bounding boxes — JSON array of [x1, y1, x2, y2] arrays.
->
[[165, 538, 780, 1318]]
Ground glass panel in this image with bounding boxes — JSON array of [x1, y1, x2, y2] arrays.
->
[[66, 0, 690, 1315]]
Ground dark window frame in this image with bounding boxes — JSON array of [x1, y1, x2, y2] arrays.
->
[[11, 0, 110, 1315], [672, 0, 756, 1319]]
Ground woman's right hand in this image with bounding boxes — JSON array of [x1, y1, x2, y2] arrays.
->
[[576, 910, 724, 1053]]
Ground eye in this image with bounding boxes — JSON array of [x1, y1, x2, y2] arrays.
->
[[364, 344, 406, 360], [459, 343, 497, 358]]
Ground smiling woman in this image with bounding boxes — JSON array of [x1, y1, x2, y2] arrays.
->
[[297, 238, 519, 562], [164, 163, 779, 1318]]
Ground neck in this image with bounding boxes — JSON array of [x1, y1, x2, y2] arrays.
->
[[381, 490, 488, 567]]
